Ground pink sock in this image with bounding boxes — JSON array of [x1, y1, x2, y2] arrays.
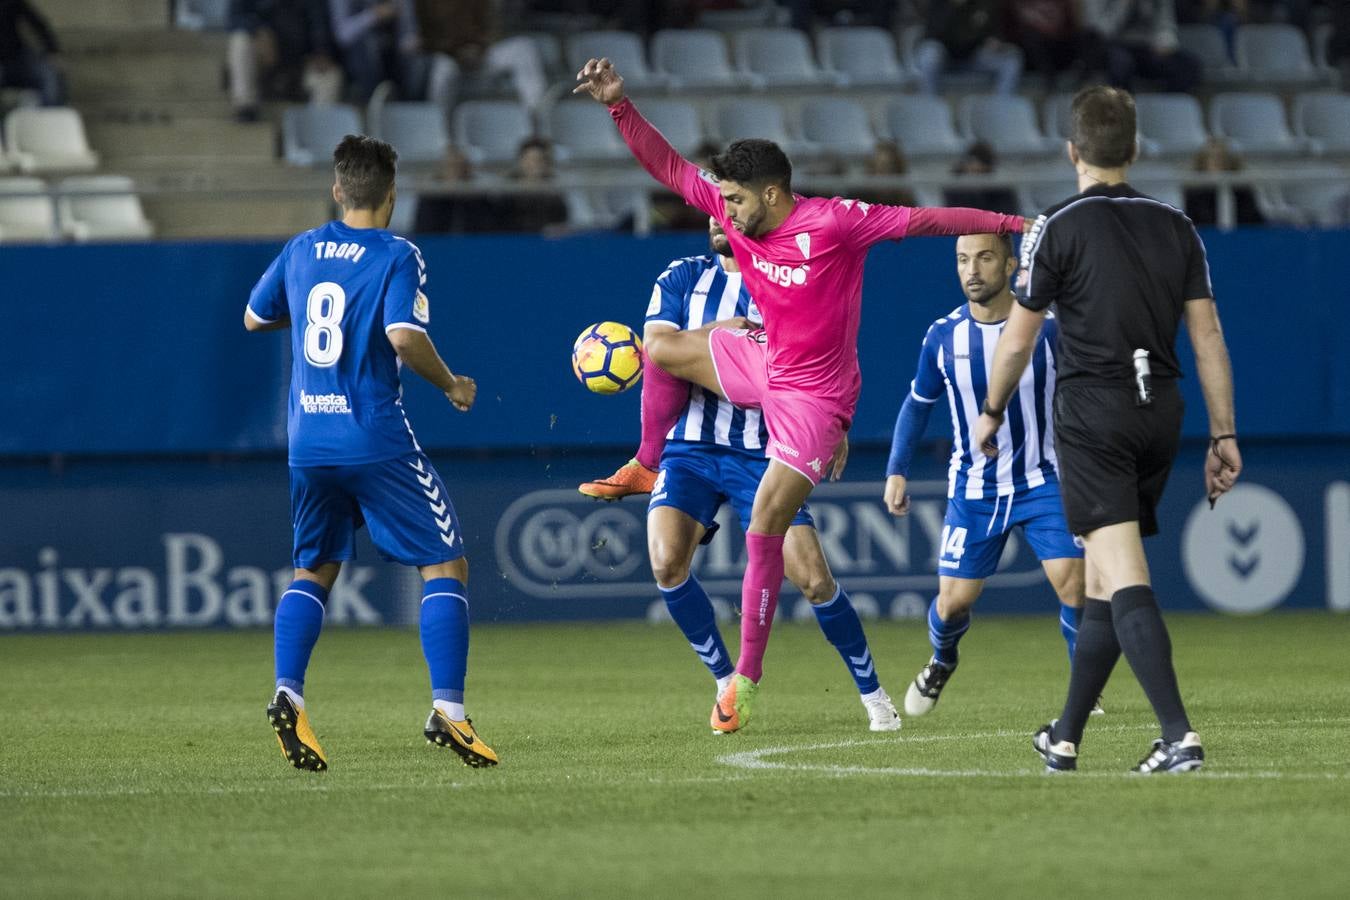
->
[[636, 351, 687, 470], [735, 532, 786, 683]]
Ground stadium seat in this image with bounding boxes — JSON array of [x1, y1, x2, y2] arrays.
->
[[1041, 93, 1075, 141], [882, 96, 964, 159], [1135, 94, 1210, 158], [1208, 93, 1314, 157], [548, 101, 629, 162], [957, 95, 1058, 157], [1273, 180, 1350, 227], [715, 99, 814, 157], [567, 31, 665, 89], [733, 28, 838, 87], [454, 101, 531, 166], [0, 176, 56, 241], [816, 27, 908, 87], [57, 175, 154, 241], [1235, 24, 1320, 83], [651, 29, 742, 88], [1133, 181, 1186, 211], [281, 104, 363, 167], [372, 103, 449, 165], [1294, 93, 1350, 155], [638, 100, 706, 156], [3, 107, 99, 174], [800, 98, 876, 160], [1019, 177, 1078, 214], [1177, 24, 1241, 83], [518, 32, 565, 78]]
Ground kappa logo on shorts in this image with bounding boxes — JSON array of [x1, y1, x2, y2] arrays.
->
[[808, 458, 823, 475]]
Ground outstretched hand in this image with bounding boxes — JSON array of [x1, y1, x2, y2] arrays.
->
[[573, 57, 626, 106]]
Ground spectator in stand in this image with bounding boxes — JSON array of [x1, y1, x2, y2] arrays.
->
[[1008, 0, 1101, 86], [1184, 137, 1263, 226], [1082, 0, 1202, 93], [227, 0, 342, 123], [413, 144, 504, 234], [943, 140, 1019, 215], [914, 0, 1023, 95], [328, 0, 424, 102], [0, 0, 66, 106], [850, 139, 918, 208], [415, 0, 547, 114]]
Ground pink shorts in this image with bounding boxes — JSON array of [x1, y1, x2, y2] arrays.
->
[[708, 327, 847, 486]]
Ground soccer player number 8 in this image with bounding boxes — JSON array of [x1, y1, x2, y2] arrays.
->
[[304, 281, 346, 367]]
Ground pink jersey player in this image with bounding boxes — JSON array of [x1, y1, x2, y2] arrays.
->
[[574, 57, 1024, 733]]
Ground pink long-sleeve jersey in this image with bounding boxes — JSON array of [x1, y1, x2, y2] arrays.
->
[[609, 97, 1024, 420]]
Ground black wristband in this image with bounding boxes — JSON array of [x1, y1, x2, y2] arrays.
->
[[982, 402, 1005, 419], [1211, 433, 1236, 442]]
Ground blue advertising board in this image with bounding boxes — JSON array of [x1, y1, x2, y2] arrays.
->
[[2, 229, 1350, 456], [1, 443, 1345, 631]]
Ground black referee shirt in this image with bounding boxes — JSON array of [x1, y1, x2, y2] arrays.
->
[[1017, 182, 1213, 386]]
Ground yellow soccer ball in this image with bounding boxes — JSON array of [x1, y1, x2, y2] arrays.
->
[[572, 321, 644, 394]]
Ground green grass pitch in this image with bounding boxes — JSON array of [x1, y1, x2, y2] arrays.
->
[[2, 614, 1347, 899]]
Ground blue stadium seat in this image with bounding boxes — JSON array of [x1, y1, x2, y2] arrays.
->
[[0, 176, 56, 241], [1177, 24, 1241, 84], [1135, 94, 1210, 158], [1208, 93, 1314, 157], [638, 100, 707, 156], [882, 96, 964, 159], [567, 31, 666, 90], [733, 28, 838, 88], [715, 99, 815, 157], [1294, 92, 1350, 155], [957, 95, 1058, 157], [1235, 24, 1320, 83], [282, 105, 363, 167], [452, 100, 531, 165], [651, 30, 742, 88], [373, 103, 449, 165], [800, 98, 876, 160], [817, 27, 908, 87], [548, 101, 630, 163]]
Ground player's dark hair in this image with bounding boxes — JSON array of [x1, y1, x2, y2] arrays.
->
[[995, 232, 1014, 259], [709, 138, 792, 191], [333, 134, 398, 210], [1069, 86, 1137, 169]]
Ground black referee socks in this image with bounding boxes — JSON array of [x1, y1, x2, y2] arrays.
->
[[1056, 598, 1119, 746], [1111, 585, 1193, 743]]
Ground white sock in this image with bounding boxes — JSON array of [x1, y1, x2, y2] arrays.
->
[[715, 674, 733, 695], [434, 699, 466, 721], [277, 685, 305, 709], [859, 687, 885, 704]]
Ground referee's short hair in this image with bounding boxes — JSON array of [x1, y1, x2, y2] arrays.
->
[[1070, 86, 1137, 169], [333, 134, 398, 211], [710, 139, 792, 192]]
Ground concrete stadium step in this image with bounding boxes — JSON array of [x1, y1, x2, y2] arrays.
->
[[142, 195, 333, 239], [42, 0, 168, 30], [85, 118, 276, 165], [67, 52, 223, 103]]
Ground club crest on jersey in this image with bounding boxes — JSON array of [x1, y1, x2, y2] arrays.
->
[[795, 232, 811, 259], [751, 254, 810, 287], [413, 290, 430, 324]]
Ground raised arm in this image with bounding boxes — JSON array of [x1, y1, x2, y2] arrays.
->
[[574, 58, 722, 218], [831, 198, 1024, 248]]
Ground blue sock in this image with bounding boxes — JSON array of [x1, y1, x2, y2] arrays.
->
[[812, 586, 880, 695], [1060, 602, 1083, 661], [420, 578, 470, 705], [274, 579, 327, 695], [928, 598, 970, 669], [660, 575, 734, 680]]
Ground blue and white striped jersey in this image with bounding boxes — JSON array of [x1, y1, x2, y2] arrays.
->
[[646, 254, 768, 453], [909, 304, 1060, 500]]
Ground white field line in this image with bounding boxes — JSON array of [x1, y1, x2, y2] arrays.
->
[[2, 718, 1347, 799]]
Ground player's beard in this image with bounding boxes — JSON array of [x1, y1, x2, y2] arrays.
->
[[736, 205, 766, 237], [710, 234, 732, 256], [965, 280, 1003, 306]]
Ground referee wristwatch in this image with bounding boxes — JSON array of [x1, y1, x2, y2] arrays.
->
[[981, 401, 1005, 419]]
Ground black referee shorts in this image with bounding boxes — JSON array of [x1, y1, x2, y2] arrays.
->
[[1053, 380, 1183, 537]]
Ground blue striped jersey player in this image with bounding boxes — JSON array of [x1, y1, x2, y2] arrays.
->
[[883, 233, 1089, 718], [587, 217, 900, 733], [244, 134, 498, 771]]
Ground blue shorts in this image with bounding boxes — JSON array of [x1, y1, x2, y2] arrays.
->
[[938, 480, 1082, 580], [290, 451, 465, 568], [648, 441, 813, 538]]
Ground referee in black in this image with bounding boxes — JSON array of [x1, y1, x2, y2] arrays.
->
[[973, 86, 1242, 774]]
